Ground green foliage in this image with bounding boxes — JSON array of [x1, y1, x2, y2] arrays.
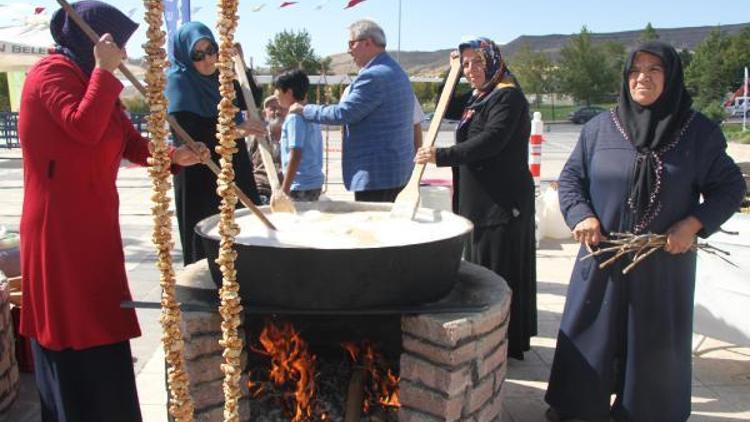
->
[[722, 122, 750, 143], [639, 23, 660, 44], [722, 27, 750, 89], [701, 100, 728, 123], [0, 73, 9, 112], [412, 82, 438, 111], [266, 29, 327, 75], [557, 26, 623, 105], [510, 42, 554, 106], [678, 49, 693, 70], [685, 28, 732, 111]]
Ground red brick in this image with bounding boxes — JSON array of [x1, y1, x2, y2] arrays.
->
[[181, 311, 223, 336], [469, 299, 511, 338], [400, 353, 471, 396], [402, 335, 477, 367], [184, 333, 224, 360], [493, 361, 508, 394], [402, 313, 473, 348], [463, 374, 494, 416], [398, 407, 442, 422], [475, 388, 505, 422], [475, 323, 507, 359], [476, 342, 507, 380], [399, 380, 464, 421]]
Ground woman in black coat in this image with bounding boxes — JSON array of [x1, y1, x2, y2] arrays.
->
[[416, 37, 537, 360], [165, 22, 266, 266], [544, 42, 746, 422]]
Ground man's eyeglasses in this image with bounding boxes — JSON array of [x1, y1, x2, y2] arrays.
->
[[191, 45, 218, 62], [348, 38, 366, 49]]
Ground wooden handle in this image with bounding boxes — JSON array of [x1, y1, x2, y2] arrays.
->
[[55, 0, 276, 230], [232, 53, 282, 191], [391, 56, 462, 219]]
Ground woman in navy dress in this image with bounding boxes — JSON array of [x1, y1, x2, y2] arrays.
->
[[544, 42, 746, 421]]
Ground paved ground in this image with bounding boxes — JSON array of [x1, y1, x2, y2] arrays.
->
[[1, 125, 749, 421]]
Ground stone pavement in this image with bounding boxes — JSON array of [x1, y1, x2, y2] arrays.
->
[[1, 132, 749, 421]]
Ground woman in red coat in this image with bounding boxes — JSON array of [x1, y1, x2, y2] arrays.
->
[[18, 2, 207, 420]]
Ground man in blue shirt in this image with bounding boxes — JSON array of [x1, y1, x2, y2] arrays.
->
[[289, 19, 414, 202], [274, 70, 325, 201]]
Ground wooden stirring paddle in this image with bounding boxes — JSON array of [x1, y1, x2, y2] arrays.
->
[[54, 0, 276, 230], [232, 51, 296, 214], [391, 56, 461, 220]]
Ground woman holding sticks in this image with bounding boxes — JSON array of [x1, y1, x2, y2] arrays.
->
[[545, 42, 746, 422], [18, 1, 208, 420], [165, 22, 266, 265], [415, 37, 537, 360]]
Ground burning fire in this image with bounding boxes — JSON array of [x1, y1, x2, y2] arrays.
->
[[342, 341, 401, 412], [248, 321, 400, 420], [248, 321, 317, 421]]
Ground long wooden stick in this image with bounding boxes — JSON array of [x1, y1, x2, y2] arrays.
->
[[232, 50, 295, 213], [55, 0, 276, 230], [391, 56, 461, 219]]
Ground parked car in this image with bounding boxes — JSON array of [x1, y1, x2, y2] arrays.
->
[[568, 106, 607, 124], [726, 100, 749, 118]]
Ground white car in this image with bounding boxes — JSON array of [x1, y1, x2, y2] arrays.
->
[[726, 100, 749, 117]]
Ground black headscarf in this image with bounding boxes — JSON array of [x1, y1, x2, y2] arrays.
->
[[50, 0, 138, 75], [615, 41, 693, 232]]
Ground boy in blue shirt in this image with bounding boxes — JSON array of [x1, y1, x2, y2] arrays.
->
[[273, 70, 325, 201]]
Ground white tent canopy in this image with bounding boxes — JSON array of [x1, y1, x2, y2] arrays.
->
[[0, 27, 52, 72]]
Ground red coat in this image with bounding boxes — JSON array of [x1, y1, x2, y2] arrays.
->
[[19, 55, 150, 350]]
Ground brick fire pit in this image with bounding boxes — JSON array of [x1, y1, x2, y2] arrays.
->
[[174, 260, 511, 421]]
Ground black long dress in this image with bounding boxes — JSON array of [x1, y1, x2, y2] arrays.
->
[[436, 86, 537, 359], [545, 111, 746, 421], [170, 112, 261, 266]]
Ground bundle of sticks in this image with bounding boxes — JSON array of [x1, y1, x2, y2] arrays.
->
[[580, 232, 735, 274]]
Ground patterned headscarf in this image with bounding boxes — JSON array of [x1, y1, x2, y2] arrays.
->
[[457, 37, 517, 129], [49, 0, 138, 75], [458, 37, 513, 93]]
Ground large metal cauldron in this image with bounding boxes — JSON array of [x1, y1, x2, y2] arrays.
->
[[194, 201, 473, 310]]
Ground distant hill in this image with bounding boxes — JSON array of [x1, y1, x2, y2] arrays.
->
[[327, 22, 750, 77]]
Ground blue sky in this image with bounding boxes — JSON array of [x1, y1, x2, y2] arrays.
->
[[2, 0, 749, 66]]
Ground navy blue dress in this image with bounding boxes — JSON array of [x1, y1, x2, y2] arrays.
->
[[545, 111, 746, 421]]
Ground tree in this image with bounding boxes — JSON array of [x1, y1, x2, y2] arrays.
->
[[557, 26, 619, 105], [510, 42, 554, 106], [601, 41, 627, 96], [266, 29, 327, 74], [685, 28, 731, 110], [638, 23, 660, 44], [722, 27, 750, 90]]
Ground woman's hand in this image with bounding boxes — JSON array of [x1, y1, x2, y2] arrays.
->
[[237, 117, 267, 138], [414, 146, 436, 164], [94, 33, 124, 72], [572, 216, 604, 248], [664, 216, 703, 254], [172, 142, 210, 166]]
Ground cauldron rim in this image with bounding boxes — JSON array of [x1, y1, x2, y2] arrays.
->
[[194, 200, 473, 251]]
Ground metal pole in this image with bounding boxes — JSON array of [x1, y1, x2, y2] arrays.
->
[[743, 66, 748, 132], [397, 0, 401, 64]]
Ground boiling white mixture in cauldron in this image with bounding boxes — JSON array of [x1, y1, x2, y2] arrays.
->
[[207, 208, 471, 249]]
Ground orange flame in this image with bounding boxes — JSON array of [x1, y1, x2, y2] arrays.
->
[[250, 321, 317, 421], [341, 340, 401, 412]]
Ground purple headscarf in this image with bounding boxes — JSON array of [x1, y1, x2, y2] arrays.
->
[[50, 0, 138, 75]]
